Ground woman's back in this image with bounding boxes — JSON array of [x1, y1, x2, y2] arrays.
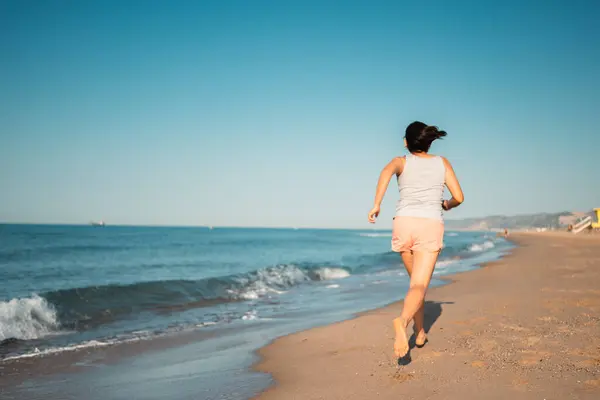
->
[[395, 154, 445, 221]]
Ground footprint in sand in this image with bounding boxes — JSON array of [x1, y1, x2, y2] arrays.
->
[[392, 371, 414, 383]]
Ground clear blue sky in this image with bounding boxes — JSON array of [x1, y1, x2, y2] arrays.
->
[[1, 0, 598, 228]]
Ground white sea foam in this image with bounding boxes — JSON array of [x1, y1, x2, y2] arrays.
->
[[228, 265, 350, 300], [435, 259, 458, 269], [241, 310, 259, 321], [2, 336, 149, 362], [359, 233, 392, 237], [469, 240, 495, 252], [446, 232, 458, 237], [326, 284, 340, 289], [313, 267, 350, 280], [0, 294, 60, 341], [196, 322, 217, 327], [230, 265, 305, 300], [375, 270, 407, 277], [3, 340, 111, 361], [3, 321, 220, 362]]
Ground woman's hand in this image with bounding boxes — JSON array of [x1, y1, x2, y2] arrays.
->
[[442, 200, 450, 211], [368, 206, 380, 223]]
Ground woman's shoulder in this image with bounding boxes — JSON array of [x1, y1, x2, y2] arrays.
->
[[389, 156, 406, 175], [425, 154, 452, 172], [433, 155, 455, 172], [429, 154, 450, 163]]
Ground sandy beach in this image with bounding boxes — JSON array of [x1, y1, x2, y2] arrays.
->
[[253, 233, 600, 399]]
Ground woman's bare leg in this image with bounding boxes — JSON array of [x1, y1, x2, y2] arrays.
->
[[400, 252, 426, 344], [394, 251, 439, 357]]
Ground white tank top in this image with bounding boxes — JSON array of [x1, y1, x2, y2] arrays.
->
[[395, 154, 446, 221]]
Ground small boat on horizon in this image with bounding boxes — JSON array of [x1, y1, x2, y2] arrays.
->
[[90, 220, 105, 227]]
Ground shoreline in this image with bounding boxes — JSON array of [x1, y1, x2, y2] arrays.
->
[[248, 243, 519, 394], [251, 233, 600, 399]]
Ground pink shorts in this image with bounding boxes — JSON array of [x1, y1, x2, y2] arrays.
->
[[391, 216, 444, 253]]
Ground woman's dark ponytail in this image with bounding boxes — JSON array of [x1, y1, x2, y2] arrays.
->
[[422, 125, 447, 141], [405, 122, 447, 153]]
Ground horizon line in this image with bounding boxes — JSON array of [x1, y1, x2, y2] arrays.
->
[[0, 208, 590, 229]]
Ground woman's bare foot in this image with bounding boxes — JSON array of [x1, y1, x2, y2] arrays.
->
[[393, 317, 409, 358], [414, 328, 427, 347]]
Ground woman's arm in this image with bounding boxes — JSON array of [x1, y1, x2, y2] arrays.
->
[[368, 158, 404, 223], [442, 157, 464, 211]]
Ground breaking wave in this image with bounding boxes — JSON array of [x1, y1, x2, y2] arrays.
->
[[469, 240, 496, 252], [227, 265, 350, 300], [1, 264, 352, 340], [0, 295, 60, 341]]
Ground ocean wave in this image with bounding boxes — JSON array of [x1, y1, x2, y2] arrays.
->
[[0, 295, 60, 341], [227, 265, 350, 300], [1, 264, 352, 338], [469, 240, 495, 252]]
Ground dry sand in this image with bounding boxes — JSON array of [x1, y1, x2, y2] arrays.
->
[[253, 233, 600, 399]]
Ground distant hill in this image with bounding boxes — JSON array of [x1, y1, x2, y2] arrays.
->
[[445, 211, 594, 231]]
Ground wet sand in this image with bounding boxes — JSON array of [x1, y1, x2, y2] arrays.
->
[[253, 233, 600, 399]]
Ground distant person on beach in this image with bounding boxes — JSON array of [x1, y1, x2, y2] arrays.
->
[[368, 121, 464, 358]]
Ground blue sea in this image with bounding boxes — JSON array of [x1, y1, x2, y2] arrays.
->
[[0, 224, 511, 399]]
